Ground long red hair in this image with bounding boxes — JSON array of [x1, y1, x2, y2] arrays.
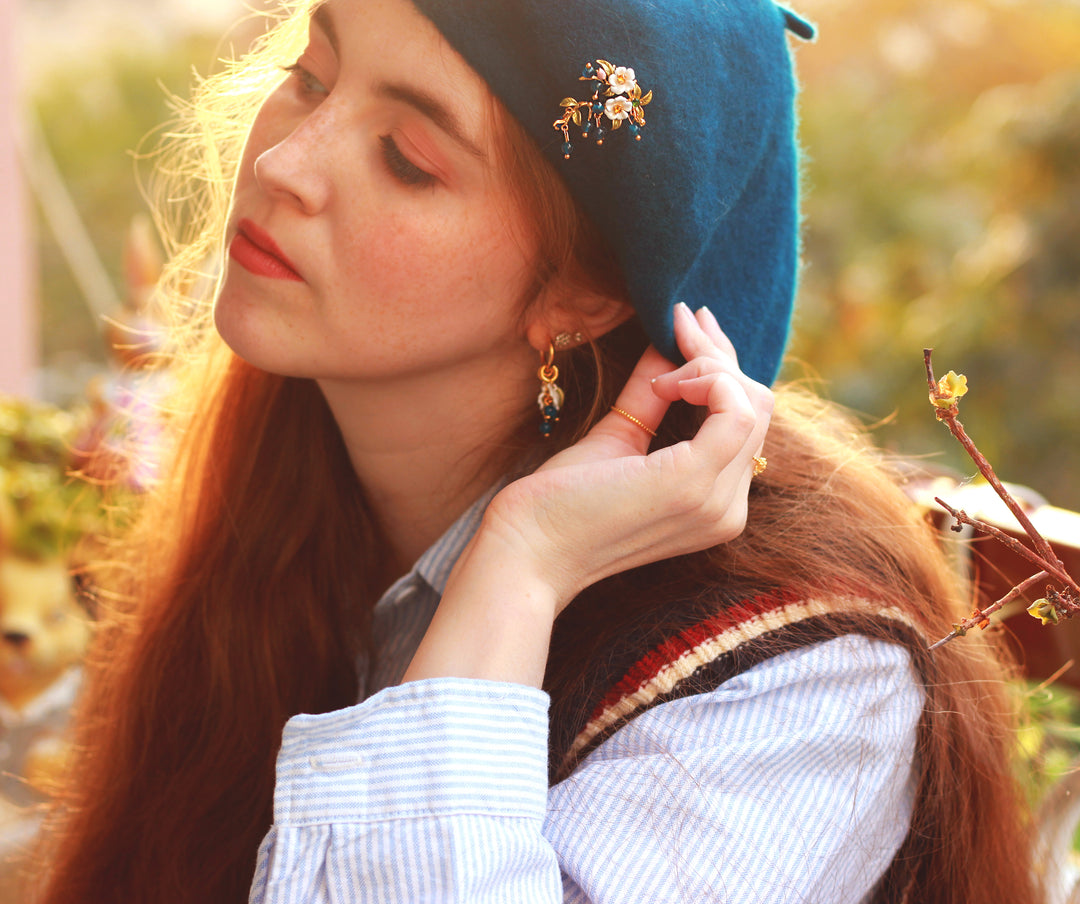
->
[[35, 3, 1038, 902]]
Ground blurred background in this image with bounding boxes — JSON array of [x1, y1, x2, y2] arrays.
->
[[1, 0, 1079, 892], [3, 0, 1078, 505], [790, 0, 1080, 513]]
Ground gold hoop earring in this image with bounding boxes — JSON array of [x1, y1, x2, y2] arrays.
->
[[537, 343, 564, 437]]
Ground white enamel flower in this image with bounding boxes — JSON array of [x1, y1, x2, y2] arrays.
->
[[604, 96, 634, 121], [607, 66, 637, 94]]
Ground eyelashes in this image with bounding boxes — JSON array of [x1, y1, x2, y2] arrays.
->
[[378, 135, 437, 188], [282, 62, 327, 96]]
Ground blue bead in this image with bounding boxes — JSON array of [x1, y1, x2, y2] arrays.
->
[[582, 121, 593, 137], [592, 101, 604, 114], [595, 128, 606, 144], [628, 122, 640, 136], [562, 141, 573, 158], [581, 62, 596, 78], [591, 80, 605, 95], [543, 405, 559, 418], [539, 421, 553, 436]]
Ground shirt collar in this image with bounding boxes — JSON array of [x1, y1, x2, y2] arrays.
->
[[375, 478, 510, 610]]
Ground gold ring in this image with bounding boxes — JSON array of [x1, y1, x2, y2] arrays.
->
[[611, 406, 657, 438], [752, 456, 767, 477]]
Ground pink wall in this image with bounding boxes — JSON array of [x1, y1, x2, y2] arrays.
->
[[0, 0, 37, 398]]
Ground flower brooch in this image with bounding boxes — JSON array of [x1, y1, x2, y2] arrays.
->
[[553, 60, 653, 159]]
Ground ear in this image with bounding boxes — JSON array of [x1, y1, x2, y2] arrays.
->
[[524, 285, 635, 353]]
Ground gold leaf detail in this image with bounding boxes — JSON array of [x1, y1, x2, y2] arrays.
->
[[571, 109, 582, 126], [612, 118, 623, 130], [597, 59, 615, 76], [632, 108, 645, 126], [640, 90, 653, 106], [560, 97, 578, 107]]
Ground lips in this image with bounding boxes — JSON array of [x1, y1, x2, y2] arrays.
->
[[229, 218, 304, 282]]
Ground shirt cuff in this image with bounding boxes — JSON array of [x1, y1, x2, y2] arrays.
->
[[272, 678, 551, 827]]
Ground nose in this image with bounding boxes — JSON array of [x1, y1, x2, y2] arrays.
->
[[2, 631, 31, 650], [253, 104, 336, 216]]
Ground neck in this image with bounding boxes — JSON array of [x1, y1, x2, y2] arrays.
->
[[319, 359, 536, 575]]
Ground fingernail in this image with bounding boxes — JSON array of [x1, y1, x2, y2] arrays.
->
[[675, 301, 693, 319]]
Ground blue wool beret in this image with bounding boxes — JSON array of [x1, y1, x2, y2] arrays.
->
[[410, 0, 814, 385]]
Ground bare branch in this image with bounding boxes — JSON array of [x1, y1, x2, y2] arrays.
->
[[924, 349, 1062, 569], [929, 572, 1049, 650], [934, 498, 1080, 595]]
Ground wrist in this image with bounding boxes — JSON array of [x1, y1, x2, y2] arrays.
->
[[480, 483, 587, 608], [400, 524, 562, 688]]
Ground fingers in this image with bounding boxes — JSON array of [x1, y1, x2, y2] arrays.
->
[[593, 345, 673, 451], [652, 303, 743, 400], [693, 371, 771, 467], [645, 372, 764, 552], [651, 357, 742, 402], [650, 303, 773, 435], [678, 302, 739, 363], [583, 300, 771, 457], [659, 303, 773, 496]]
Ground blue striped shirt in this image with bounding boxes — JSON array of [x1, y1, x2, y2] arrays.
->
[[250, 488, 923, 903]]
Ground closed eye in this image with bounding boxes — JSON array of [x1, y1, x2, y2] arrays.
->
[[282, 62, 328, 97], [379, 135, 437, 188]]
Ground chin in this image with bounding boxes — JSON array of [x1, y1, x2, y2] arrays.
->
[[213, 287, 301, 378]]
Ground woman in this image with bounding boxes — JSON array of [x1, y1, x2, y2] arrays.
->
[[36, 0, 1038, 901]]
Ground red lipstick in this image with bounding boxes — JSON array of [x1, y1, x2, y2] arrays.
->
[[229, 219, 303, 282]]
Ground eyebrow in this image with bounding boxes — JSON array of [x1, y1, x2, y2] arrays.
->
[[374, 82, 487, 160], [310, 3, 486, 162]]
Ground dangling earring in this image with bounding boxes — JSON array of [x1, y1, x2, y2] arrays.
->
[[537, 342, 564, 437]]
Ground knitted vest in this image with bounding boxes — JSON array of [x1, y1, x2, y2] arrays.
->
[[552, 590, 927, 781], [549, 590, 932, 903]]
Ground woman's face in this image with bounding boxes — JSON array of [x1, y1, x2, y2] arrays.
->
[[215, 0, 543, 388]]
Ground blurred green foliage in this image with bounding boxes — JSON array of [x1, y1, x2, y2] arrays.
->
[[0, 395, 102, 560], [26, 0, 1080, 508], [790, 0, 1080, 510], [1017, 679, 1080, 810]]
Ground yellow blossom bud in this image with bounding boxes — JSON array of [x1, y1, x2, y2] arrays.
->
[[931, 370, 969, 409], [1027, 598, 1060, 626]]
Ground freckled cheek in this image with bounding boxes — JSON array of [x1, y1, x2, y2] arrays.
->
[[335, 211, 531, 317]]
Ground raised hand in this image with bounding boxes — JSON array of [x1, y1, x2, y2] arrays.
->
[[485, 302, 773, 608], [403, 302, 773, 687]]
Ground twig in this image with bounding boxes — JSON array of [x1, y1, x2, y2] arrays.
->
[[924, 349, 1080, 647], [929, 572, 1049, 651], [924, 350, 1061, 568], [934, 497, 1080, 595]]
